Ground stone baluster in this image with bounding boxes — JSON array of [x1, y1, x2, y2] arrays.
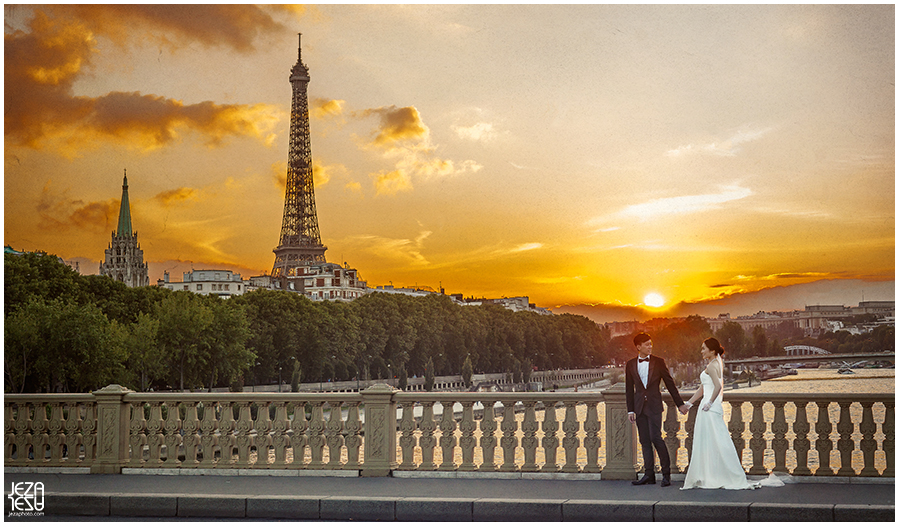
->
[[344, 402, 363, 469], [289, 402, 309, 467], [325, 401, 345, 468], [47, 403, 65, 463], [127, 402, 146, 468], [771, 400, 789, 474], [561, 401, 580, 473], [521, 401, 539, 471], [881, 400, 894, 477], [499, 401, 519, 472], [727, 401, 745, 465], [162, 402, 182, 467], [146, 402, 165, 467], [198, 402, 219, 468], [13, 404, 32, 465], [582, 401, 601, 473], [5, 402, 16, 463], [438, 400, 458, 470], [836, 400, 855, 476], [234, 402, 254, 468], [304, 401, 325, 469], [81, 404, 97, 466], [663, 402, 680, 474], [458, 401, 477, 471], [181, 402, 201, 467], [254, 402, 273, 467], [398, 401, 417, 469], [271, 402, 290, 468], [31, 402, 48, 463], [684, 406, 697, 467], [418, 401, 437, 470], [858, 401, 878, 477], [478, 400, 498, 471], [792, 400, 812, 476], [748, 401, 767, 475], [64, 403, 84, 465], [541, 401, 560, 472], [813, 401, 834, 476]]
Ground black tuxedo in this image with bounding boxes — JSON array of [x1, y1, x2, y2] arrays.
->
[[625, 354, 684, 477]]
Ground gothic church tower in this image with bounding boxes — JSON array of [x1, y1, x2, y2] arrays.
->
[[100, 171, 149, 287]]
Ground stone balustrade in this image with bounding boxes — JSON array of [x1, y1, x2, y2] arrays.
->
[[5, 383, 893, 479]]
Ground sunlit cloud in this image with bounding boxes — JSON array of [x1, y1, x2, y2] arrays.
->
[[373, 169, 414, 196], [347, 231, 431, 267], [154, 187, 197, 206], [587, 185, 753, 229], [453, 121, 500, 142], [37, 182, 118, 232], [512, 242, 543, 252], [312, 98, 346, 120], [44, 5, 291, 52], [666, 126, 774, 157], [4, 7, 283, 156]]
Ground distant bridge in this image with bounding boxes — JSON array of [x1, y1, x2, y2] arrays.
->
[[724, 351, 894, 373], [783, 345, 831, 356]]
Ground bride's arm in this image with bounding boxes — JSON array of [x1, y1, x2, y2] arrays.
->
[[703, 361, 723, 411], [685, 384, 703, 407]]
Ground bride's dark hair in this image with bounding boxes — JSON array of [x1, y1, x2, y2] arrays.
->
[[704, 337, 725, 356]]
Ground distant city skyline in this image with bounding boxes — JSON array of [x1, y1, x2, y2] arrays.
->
[[4, 5, 894, 313]]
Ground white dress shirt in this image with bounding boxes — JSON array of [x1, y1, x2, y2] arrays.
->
[[637, 355, 650, 388]]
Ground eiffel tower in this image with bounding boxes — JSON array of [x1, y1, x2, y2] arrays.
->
[[272, 34, 327, 277]]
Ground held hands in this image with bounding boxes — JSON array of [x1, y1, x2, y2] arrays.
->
[[678, 404, 690, 415]]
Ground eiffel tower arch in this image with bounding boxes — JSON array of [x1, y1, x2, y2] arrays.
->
[[272, 34, 327, 277]]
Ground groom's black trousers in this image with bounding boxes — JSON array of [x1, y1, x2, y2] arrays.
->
[[635, 410, 670, 476]]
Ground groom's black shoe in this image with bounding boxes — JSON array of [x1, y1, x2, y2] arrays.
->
[[632, 473, 656, 485], [660, 475, 671, 487]]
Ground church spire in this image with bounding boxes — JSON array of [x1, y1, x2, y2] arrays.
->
[[116, 169, 133, 237]]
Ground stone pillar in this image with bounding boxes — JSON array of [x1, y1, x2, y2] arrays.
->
[[361, 383, 398, 477], [601, 383, 636, 480], [91, 384, 134, 474]]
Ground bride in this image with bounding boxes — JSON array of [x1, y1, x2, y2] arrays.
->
[[680, 337, 758, 490]]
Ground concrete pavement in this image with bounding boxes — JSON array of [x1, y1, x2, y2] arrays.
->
[[4, 471, 895, 521]]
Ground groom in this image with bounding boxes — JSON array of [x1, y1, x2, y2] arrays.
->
[[625, 332, 687, 487]]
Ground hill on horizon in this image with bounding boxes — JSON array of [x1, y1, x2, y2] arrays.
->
[[552, 278, 895, 324]]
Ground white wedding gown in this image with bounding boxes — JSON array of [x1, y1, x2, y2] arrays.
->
[[681, 362, 757, 490]]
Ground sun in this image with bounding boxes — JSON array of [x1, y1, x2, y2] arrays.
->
[[643, 292, 666, 308]]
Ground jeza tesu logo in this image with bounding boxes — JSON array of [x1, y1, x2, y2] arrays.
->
[[8, 482, 44, 514]]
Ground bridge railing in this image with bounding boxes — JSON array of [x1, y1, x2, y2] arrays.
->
[[4, 384, 894, 479]]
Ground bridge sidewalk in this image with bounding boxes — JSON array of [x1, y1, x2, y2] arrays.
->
[[4, 471, 894, 522]]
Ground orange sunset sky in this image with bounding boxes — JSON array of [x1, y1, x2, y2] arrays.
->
[[4, 5, 895, 318]]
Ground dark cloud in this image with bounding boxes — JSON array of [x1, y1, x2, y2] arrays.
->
[[37, 184, 117, 232]]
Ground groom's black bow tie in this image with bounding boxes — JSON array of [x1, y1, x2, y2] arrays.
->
[[638, 357, 650, 363]]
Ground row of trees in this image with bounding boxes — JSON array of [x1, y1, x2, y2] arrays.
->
[[5, 253, 613, 393], [6, 252, 891, 394]]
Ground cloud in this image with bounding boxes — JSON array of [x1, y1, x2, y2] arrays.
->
[[373, 169, 414, 196], [666, 126, 774, 157], [312, 98, 346, 120], [43, 5, 290, 52], [4, 8, 282, 155], [37, 182, 118, 232], [453, 121, 500, 142], [512, 243, 543, 253], [154, 187, 197, 206], [357, 106, 430, 147], [349, 231, 431, 267], [588, 185, 753, 228]]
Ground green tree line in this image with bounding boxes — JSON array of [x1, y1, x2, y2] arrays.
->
[[5, 252, 612, 393]]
